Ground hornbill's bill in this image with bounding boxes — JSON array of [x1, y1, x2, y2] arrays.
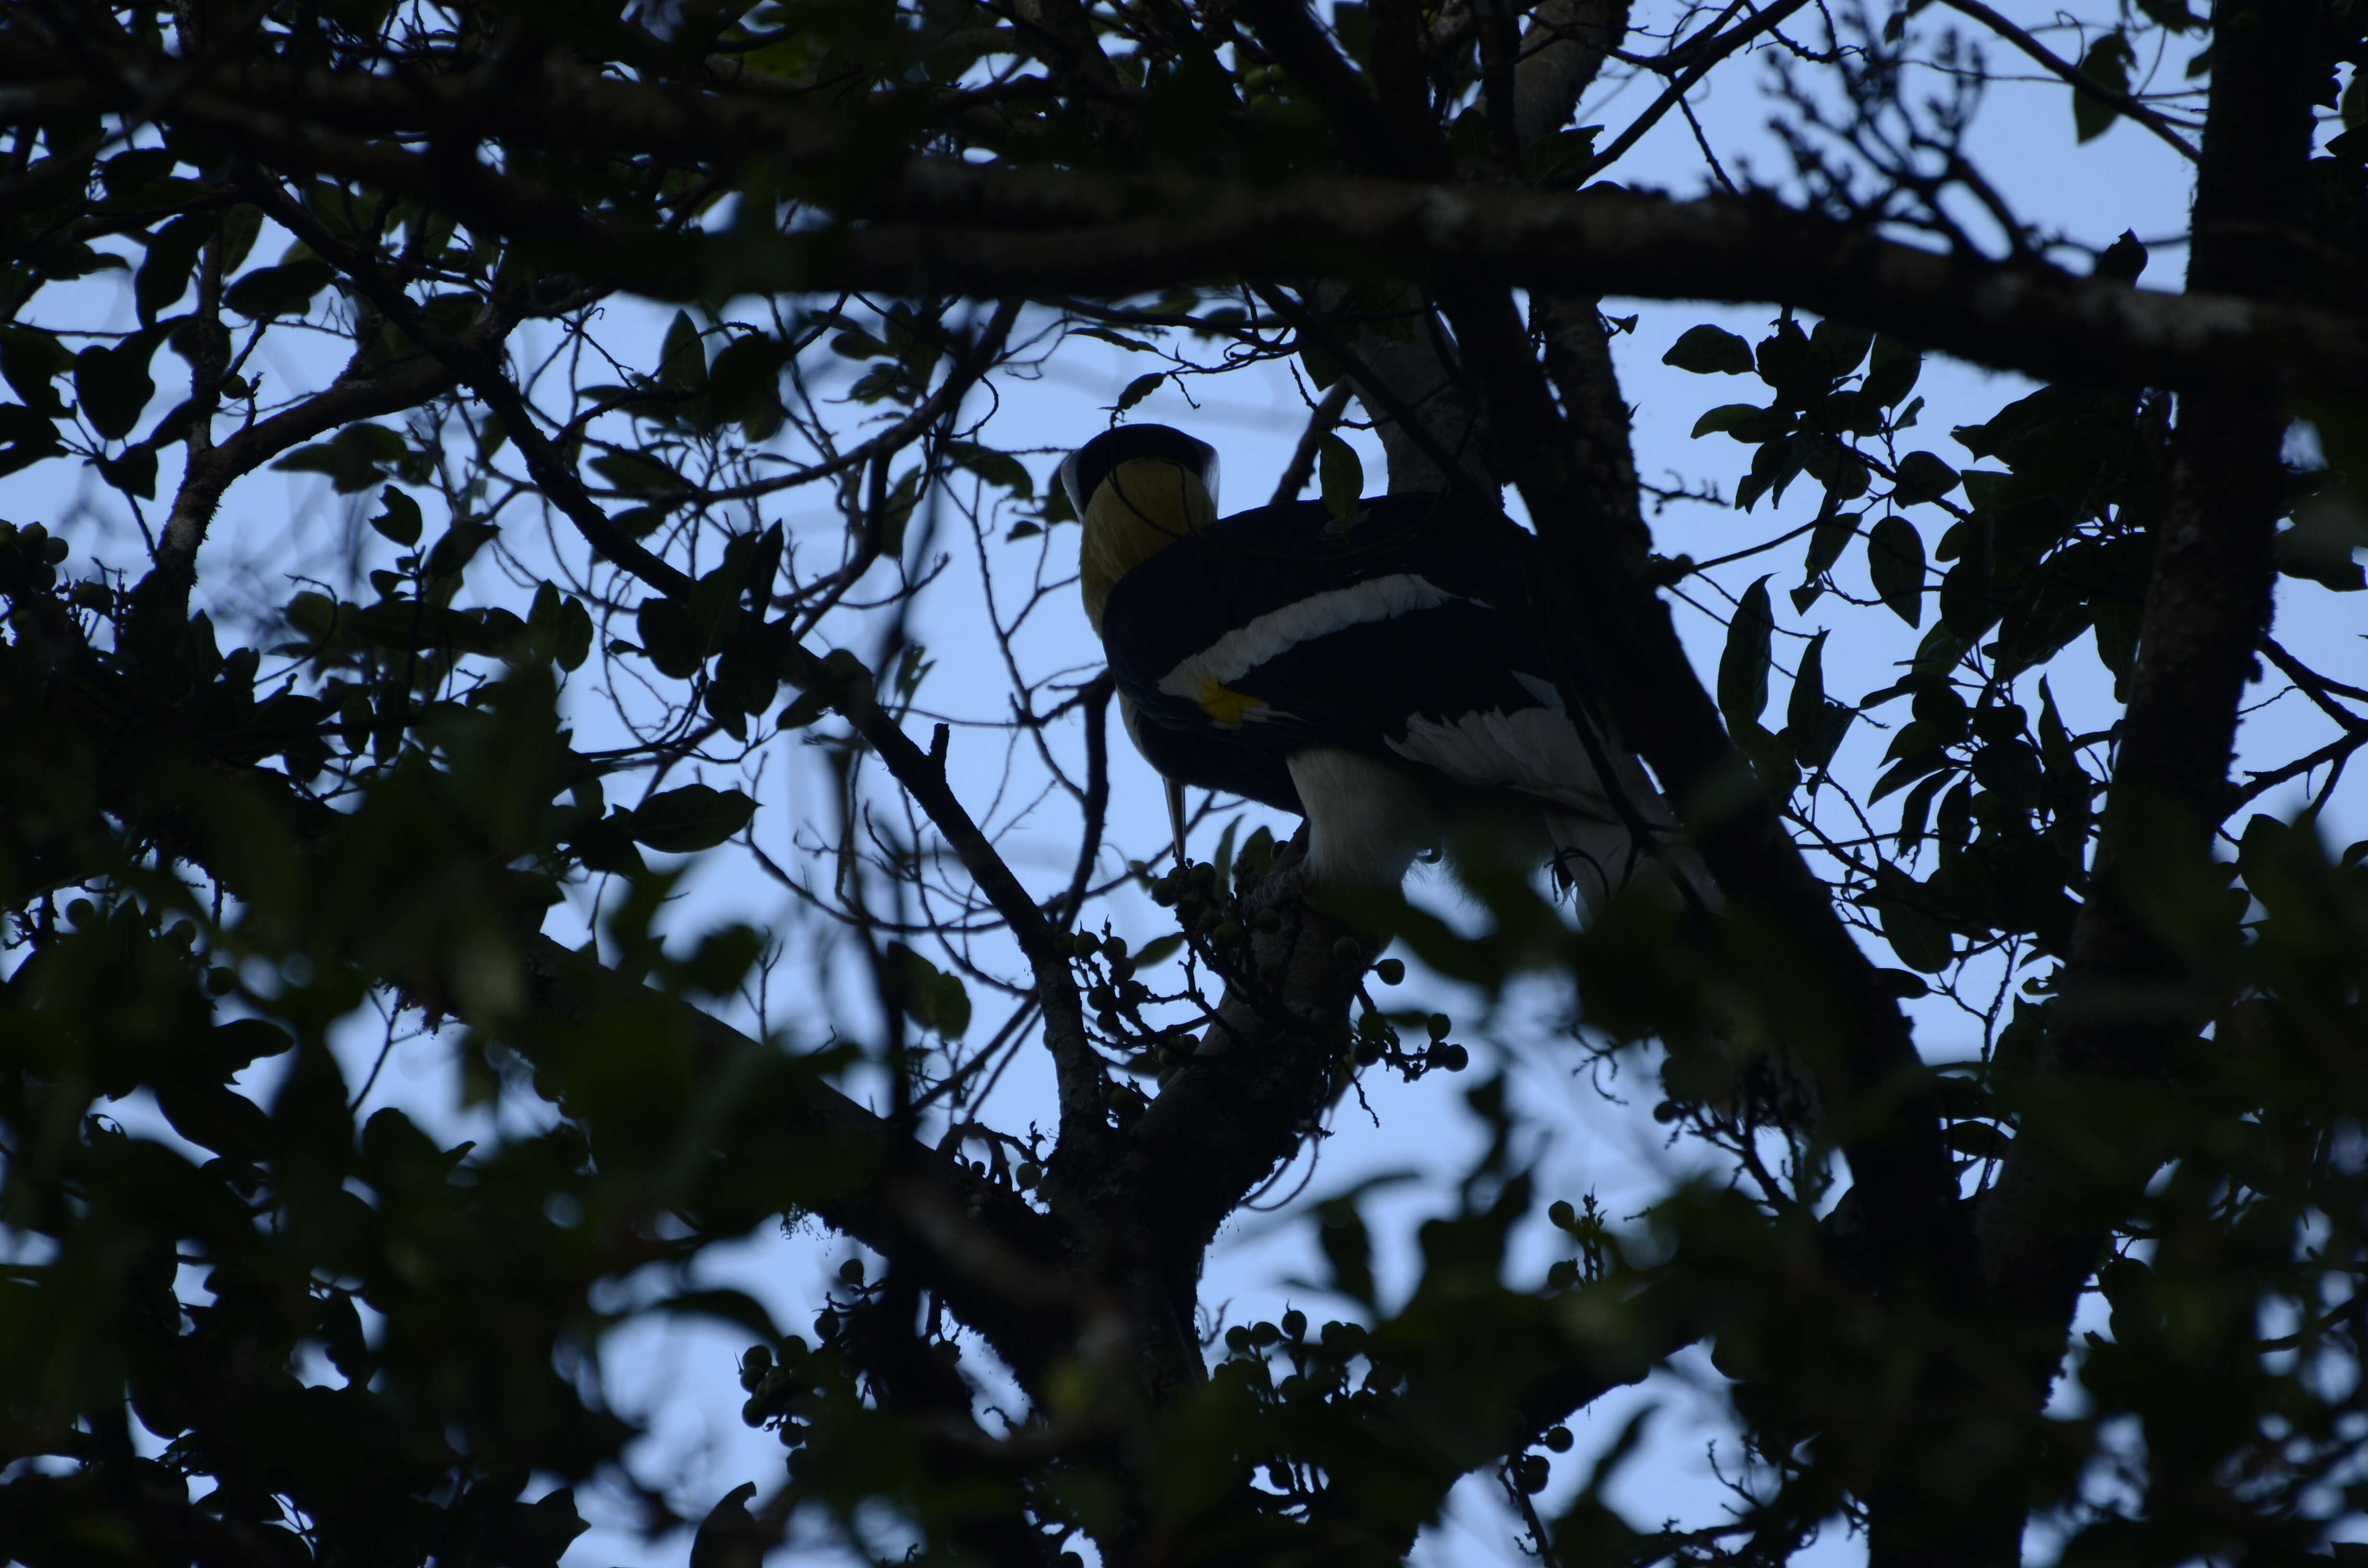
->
[[1060, 423, 1713, 914]]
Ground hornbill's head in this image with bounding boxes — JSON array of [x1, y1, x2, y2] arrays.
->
[[1060, 423, 1221, 635]]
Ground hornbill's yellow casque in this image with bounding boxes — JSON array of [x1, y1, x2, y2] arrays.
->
[[1061, 423, 1714, 913]]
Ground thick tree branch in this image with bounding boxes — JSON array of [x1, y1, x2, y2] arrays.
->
[[1511, 0, 1628, 146], [802, 172, 2368, 399], [1434, 278, 1955, 1241], [522, 936, 1093, 1399], [1098, 845, 1367, 1387], [1974, 0, 2319, 1557], [45, 39, 2361, 402]]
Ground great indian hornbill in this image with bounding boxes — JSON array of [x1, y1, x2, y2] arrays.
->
[[1060, 423, 1714, 913]]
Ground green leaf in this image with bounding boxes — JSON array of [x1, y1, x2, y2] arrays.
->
[[1868, 515, 1926, 626], [1805, 443, 1870, 501], [948, 441, 1035, 498], [659, 309, 708, 394], [830, 327, 888, 360], [369, 486, 423, 547], [2274, 484, 2368, 591], [1785, 630, 1854, 771], [1115, 372, 1166, 412], [218, 203, 263, 273], [592, 449, 685, 496], [1871, 862, 1953, 972], [1809, 319, 1874, 380], [1072, 325, 1159, 354], [136, 212, 216, 326], [1520, 124, 1601, 185], [1862, 337, 1923, 408], [1662, 324, 1755, 375], [1716, 576, 1775, 730], [2073, 31, 2134, 143], [223, 259, 338, 319], [99, 148, 176, 207], [1891, 451, 1961, 504], [1299, 341, 1343, 391], [1133, 933, 1185, 969], [876, 467, 924, 557], [1754, 318, 1817, 397], [629, 784, 757, 853], [1804, 510, 1858, 580], [887, 942, 972, 1038], [74, 341, 157, 441], [1692, 403, 1784, 441], [637, 598, 706, 678], [1735, 435, 1804, 512], [2300, 399, 2368, 499], [2095, 230, 2149, 283], [706, 333, 787, 435], [0, 328, 73, 416], [1317, 1200, 1375, 1304], [555, 595, 593, 672], [422, 519, 495, 581], [0, 403, 63, 478], [1318, 434, 1365, 521], [97, 443, 158, 499], [272, 423, 412, 493]]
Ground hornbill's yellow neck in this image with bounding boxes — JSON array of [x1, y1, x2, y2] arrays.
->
[[1078, 458, 1217, 636]]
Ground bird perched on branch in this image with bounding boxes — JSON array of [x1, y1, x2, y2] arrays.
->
[[1061, 422, 1713, 913]]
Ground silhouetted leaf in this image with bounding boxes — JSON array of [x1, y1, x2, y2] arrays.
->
[[223, 258, 338, 319], [1868, 515, 1926, 625], [1717, 576, 1775, 729], [369, 486, 424, 547], [629, 784, 756, 853], [1318, 433, 1364, 521], [74, 340, 156, 441], [2073, 32, 2134, 142], [1892, 452, 1961, 504], [1663, 325, 1755, 375]]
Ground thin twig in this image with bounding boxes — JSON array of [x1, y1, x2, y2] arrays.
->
[[1268, 380, 1355, 506], [1930, 0, 2199, 161]]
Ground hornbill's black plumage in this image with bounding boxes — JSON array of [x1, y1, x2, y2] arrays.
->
[[1061, 423, 1712, 912]]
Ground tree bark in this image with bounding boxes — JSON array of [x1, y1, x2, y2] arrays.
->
[[1968, 0, 2320, 1562]]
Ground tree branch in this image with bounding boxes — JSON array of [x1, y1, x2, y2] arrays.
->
[[1576, 0, 1809, 182], [522, 936, 1093, 1398], [1268, 380, 1353, 505], [253, 176, 1111, 1171], [737, 173, 2368, 402], [1931, 0, 2200, 161], [9, 595, 1091, 1401], [2228, 730, 2368, 811], [57, 43, 2363, 401], [1972, 1, 2319, 1558]]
